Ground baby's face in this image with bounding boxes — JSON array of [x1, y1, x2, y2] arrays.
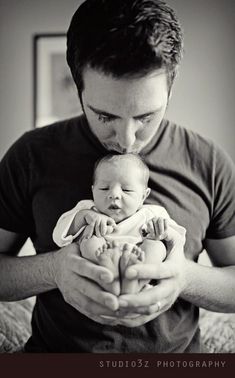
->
[[92, 160, 149, 223]]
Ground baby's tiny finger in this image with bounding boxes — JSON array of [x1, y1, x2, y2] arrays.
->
[[146, 220, 154, 237], [95, 221, 102, 238], [158, 217, 165, 236], [100, 222, 107, 236], [107, 218, 115, 226], [161, 219, 169, 239], [106, 225, 114, 234], [164, 218, 169, 230]]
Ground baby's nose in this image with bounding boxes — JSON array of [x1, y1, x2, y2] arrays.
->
[[108, 188, 121, 199]]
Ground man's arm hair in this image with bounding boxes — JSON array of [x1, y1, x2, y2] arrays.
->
[[0, 228, 57, 301], [181, 235, 235, 312]]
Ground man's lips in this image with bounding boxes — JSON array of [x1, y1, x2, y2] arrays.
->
[[103, 142, 141, 154]]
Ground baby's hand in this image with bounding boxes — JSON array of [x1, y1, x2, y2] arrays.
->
[[146, 217, 169, 240], [84, 210, 117, 238]]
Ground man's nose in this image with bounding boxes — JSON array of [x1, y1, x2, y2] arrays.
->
[[116, 119, 136, 151]]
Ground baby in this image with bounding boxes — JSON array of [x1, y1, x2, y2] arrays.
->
[[53, 154, 184, 296]]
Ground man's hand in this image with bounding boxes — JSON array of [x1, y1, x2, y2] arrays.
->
[[115, 225, 187, 324], [84, 210, 117, 238], [52, 243, 121, 324], [52, 224, 187, 328]]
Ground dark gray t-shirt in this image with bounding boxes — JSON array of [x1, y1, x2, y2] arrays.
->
[[0, 115, 234, 352]]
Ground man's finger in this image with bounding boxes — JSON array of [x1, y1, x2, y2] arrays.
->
[[117, 312, 161, 327], [73, 255, 115, 286], [118, 279, 174, 308], [74, 274, 119, 311], [125, 260, 178, 280], [72, 287, 119, 315], [121, 293, 174, 315]]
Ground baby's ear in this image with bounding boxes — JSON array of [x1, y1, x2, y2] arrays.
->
[[143, 187, 151, 201]]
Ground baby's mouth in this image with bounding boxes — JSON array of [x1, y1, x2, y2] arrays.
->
[[108, 204, 121, 210]]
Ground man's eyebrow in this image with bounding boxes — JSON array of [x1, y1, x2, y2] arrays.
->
[[134, 110, 161, 119], [87, 104, 161, 118], [88, 105, 120, 118]]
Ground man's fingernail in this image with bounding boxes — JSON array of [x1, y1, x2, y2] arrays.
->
[[119, 300, 128, 307], [100, 273, 112, 283], [126, 268, 137, 278]]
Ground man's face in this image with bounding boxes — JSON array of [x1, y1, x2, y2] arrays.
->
[[81, 67, 169, 153], [92, 160, 149, 223]]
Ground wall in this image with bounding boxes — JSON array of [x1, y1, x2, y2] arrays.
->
[[0, 0, 83, 159], [166, 0, 235, 160], [0, 0, 234, 161]]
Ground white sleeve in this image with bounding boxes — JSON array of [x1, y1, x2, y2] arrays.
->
[[143, 204, 171, 219], [52, 200, 95, 247]]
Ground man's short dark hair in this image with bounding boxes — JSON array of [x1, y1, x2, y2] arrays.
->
[[67, 0, 183, 97]]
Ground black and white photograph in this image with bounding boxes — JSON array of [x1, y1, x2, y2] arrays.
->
[[0, 0, 235, 375]]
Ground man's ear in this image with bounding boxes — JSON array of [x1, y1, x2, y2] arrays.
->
[[143, 187, 151, 201], [91, 185, 94, 194]]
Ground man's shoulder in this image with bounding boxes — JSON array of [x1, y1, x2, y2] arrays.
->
[[159, 119, 217, 164], [22, 115, 85, 142], [10, 115, 91, 158], [1, 115, 89, 168], [164, 120, 215, 150]]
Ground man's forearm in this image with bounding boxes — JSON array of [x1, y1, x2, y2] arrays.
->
[[0, 252, 57, 301], [181, 260, 235, 312]]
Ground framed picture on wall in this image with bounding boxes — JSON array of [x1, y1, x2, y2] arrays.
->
[[33, 34, 82, 127]]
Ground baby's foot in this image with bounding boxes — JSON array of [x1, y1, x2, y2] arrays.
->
[[119, 243, 145, 294], [96, 241, 122, 296], [80, 235, 106, 262]]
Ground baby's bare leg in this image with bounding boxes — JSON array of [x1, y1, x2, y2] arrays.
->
[[80, 237, 122, 295], [139, 239, 167, 290], [119, 240, 166, 295], [141, 239, 167, 265], [119, 243, 145, 294], [96, 241, 122, 296]]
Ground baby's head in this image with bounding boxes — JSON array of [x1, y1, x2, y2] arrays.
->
[[92, 153, 151, 223]]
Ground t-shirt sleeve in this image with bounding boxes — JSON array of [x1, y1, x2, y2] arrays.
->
[[206, 145, 235, 239], [0, 133, 34, 235]]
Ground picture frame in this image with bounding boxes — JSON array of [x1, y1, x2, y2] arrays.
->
[[33, 34, 82, 127]]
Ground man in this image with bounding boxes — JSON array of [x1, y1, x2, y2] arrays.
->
[[0, 0, 235, 352]]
